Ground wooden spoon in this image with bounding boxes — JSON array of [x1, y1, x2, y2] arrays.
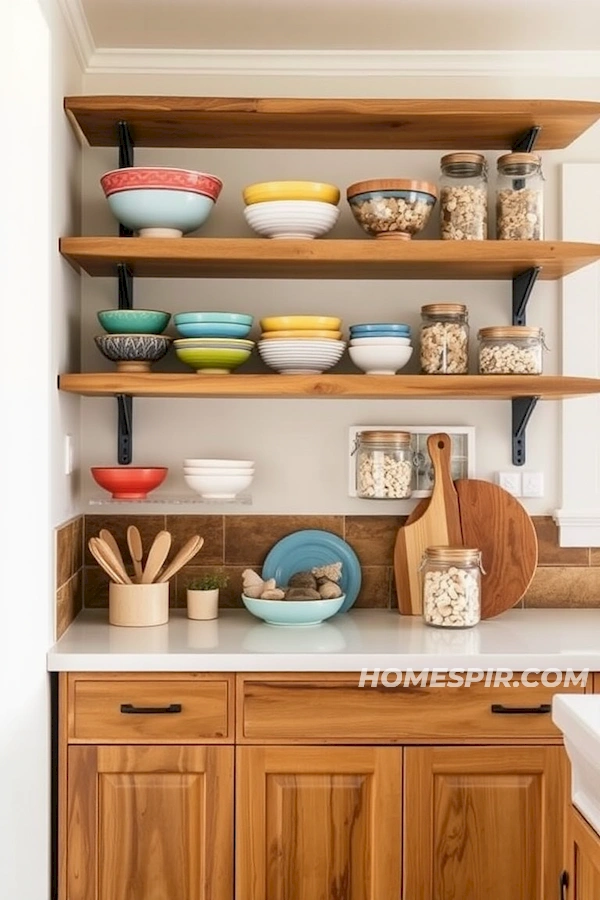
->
[[127, 525, 144, 582], [156, 535, 205, 583], [93, 537, 133, 584], [88, 537, 129, 584], [99, 529, 126, 572], [141, 531, 172, 584]]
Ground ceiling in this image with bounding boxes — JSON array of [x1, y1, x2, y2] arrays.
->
[[80, 0, 600, 51]]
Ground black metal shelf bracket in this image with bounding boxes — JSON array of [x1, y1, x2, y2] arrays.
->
[[511, 125, 542, 153], [512, 396, 539, 466], [117, 120, 134, 237], [512, 267, 541, 325], [117, 263, 133, 310], [117, 394, 133, 465]]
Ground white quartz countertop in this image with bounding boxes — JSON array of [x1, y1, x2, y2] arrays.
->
[[47, 608, 600, 672]]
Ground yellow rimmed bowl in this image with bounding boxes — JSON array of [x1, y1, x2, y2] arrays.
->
[[243, 181, 340, 206]]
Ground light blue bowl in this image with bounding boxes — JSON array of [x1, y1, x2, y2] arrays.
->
[[97, 309, 171, 335], [241, 594, 345, 626], [175, 322, 252, 339], [350, 323, 411, 333], [106, 189, 216, 236], [174, 312, 254, 325]]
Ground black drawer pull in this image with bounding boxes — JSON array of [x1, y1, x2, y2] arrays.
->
[[120, 703, 182, 715], [490, 703, 551, 715], [560, 870, 569, 900]]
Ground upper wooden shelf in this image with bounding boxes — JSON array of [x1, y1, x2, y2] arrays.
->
[[60, 238, 600, 280], [64, 97, 600, 151], [58, 373, 600, 401]]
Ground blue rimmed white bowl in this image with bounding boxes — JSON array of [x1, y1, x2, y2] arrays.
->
[[241, 594, 345, 626], [346, 178, 437, 240]]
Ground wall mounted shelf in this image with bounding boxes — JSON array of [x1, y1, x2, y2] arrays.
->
[[59, 373, 600, 401], [64, 96, 600, 150], [59, 238, 600, 281]]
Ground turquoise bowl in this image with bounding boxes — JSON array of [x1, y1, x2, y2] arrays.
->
[[241, 594, 345, 626], [106, 189, 216, 237], [175, 322, 252, 339], [174, 312, 254, 325], [97, 309, 171, 335], [174, 345, 252, 374]]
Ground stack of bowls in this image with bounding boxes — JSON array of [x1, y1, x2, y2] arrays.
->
[[243, 181, 340, 240], [348, 323, 414, 375], [258, 316, 346, 374], [173, 312, 254, 375], [183, 459, 255, 500], [94, 309, 172, 372]]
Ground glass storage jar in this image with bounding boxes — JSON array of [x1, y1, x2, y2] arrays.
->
[[355, 430, 413, 499], [421, 546, 483, 628], [420, 303, 469, 374], [496, 152, 544, 240], [478, 325, 546, 374], [440, 152, 488, 240]]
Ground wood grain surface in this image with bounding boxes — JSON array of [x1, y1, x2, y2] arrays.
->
[[404, 745, 567, 900], [570, 807, 600, 900], [59, 237, 600, 280], [64, 96, 600, 149], [394, 434, 462, 614]]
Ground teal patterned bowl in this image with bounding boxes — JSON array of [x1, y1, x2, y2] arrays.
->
[[97, 309, 171, 335]]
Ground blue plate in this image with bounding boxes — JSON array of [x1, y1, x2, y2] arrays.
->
[[262, 529, 361, 613], [350, 323, 411, 333]]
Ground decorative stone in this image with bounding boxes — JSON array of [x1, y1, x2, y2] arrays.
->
[[260, 588, 286, 600], [318, 581, 343, 599], [285, 587, 322, 601], [288, 571, 318, 590], [311, 562, 343, 583]]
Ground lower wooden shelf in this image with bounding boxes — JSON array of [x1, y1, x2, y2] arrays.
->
[[58, 373, 600, 400]]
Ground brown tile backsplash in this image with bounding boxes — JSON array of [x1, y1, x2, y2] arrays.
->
[[55, 513, 600, 622]]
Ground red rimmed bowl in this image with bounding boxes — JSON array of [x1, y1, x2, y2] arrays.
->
[[100, 167, 223, 199], [90, 466, 168, 500]]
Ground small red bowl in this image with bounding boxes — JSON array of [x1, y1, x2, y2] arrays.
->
[[100, 167, 223, 200], [91, 467, 168, 500]]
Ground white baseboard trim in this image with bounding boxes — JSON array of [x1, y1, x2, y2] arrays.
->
[[553, 510, 600, 547]]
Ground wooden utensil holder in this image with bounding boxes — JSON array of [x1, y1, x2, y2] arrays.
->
[[109, 582, 169, 627]]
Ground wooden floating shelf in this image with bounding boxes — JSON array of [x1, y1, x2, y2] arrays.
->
[[58, 373, 600, 401], [64, 97, 600, 150], [59, 238, 600, 280]]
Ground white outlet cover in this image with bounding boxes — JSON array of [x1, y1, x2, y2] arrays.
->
[[522, 472, 544, 498], [348, 425, 475, 499]]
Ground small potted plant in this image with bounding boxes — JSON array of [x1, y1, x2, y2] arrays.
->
[[186, 570, 229, 620]]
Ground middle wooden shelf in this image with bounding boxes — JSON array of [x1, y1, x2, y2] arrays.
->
[[58, 373, 600, 400]]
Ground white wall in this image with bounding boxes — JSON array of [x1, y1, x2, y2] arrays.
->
[[79, 71, 600, 516], [0, 1, 82, 897]]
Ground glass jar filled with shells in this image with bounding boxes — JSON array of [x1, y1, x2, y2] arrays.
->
[[420, 303, 469, 375], [478, 325, 546, 374], [354, 430, 414, 499], [496, 152, 544, 240], [439, 152, 488, 240], [421, 546, 484, 628]]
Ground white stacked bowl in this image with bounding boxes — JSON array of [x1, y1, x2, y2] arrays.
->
[[258, 338, 346, 374], [183, 459, 255, 499], [244, 200, 340, 239]]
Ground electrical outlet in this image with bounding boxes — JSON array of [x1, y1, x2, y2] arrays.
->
[[64, 434, 74, 475], [497, 471, 522, 497], [522, 472, 544, 498]]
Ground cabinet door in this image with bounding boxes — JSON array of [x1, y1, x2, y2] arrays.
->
[[66, 745, 233, 900], [404, 746, 567, 900], [570, 808, 600, 900], [236, 746, 401, 900]]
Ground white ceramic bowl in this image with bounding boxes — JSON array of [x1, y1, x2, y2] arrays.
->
[[183, 458, 254, 468], [349, 336, 412, 347], [244, 200, 339, 239], [184, 471, 254, 499], [258, 337, 346, 374], [348, 344, 413, 375], [184, 467, 255, 476]]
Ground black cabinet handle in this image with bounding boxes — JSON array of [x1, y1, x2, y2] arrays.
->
[[490, 703, 551, 715], [120, 703, 182, 715], [560, 870, 569, 900]]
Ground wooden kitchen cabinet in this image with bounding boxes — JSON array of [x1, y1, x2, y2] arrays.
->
[[235, 745, 402, 900], [404, 745, 568, 900], [66, 743, 233, 900], [568, 808, 600, 900]]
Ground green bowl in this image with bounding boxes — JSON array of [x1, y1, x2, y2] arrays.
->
[[175, 345, 252, 374], [97, 309, 171, 335]]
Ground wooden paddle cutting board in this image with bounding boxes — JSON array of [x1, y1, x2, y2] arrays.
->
[[402, 478, 538, 619], [394, 433, 462, 615]]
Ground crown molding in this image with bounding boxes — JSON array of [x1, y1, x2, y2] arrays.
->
[[85, 48, 600, 78], [554, 509, 600, 547], [56, 0, 95, 71]]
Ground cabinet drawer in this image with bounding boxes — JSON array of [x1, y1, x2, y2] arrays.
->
[[237, 673, 586, 743], [67, 673, 233, 743]]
